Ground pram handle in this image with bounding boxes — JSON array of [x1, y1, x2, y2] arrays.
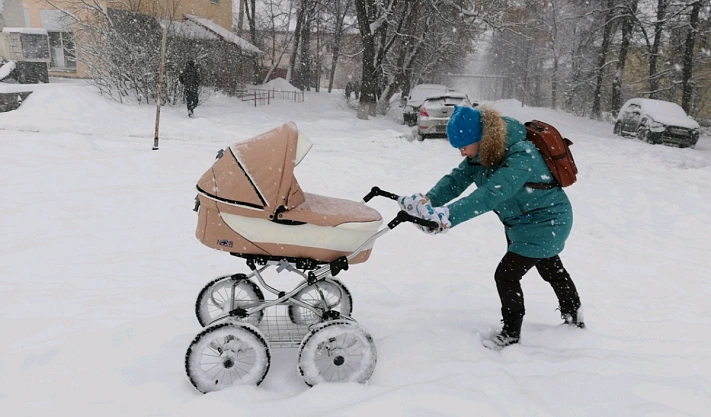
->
[[362, 186, 399, 202], [390, 210, 439, 230], [361, 187, 439, 230]]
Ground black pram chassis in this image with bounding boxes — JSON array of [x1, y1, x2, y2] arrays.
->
[[185, 188, 437, 393]]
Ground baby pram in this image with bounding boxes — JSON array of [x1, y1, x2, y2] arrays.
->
[[185, 122, 437, 393]]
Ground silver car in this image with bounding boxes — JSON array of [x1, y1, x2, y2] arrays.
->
[[402, 84, 450, 126], [416, 93, 475, 141]]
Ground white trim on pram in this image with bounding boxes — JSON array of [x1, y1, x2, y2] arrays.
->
[[196, 188, 265, 211], [219, 212, 382, 252], [229, 147, 270, 208]]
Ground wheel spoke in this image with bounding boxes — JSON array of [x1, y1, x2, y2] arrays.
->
[[187, 323, 270, 392]]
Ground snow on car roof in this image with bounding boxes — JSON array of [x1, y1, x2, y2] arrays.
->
[[408, 85, 449, 102], [635, 98, 688, 118], [424, 92, 467, 100]]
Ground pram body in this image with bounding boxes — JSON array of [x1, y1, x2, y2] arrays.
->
[[185, 123, 436, 393], [194, 122, 382, 264]]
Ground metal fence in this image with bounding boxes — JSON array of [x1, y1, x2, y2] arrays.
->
[[241, 88, 305, 107]]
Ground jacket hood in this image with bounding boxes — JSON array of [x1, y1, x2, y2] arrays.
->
[[477, 106, 508, 166]]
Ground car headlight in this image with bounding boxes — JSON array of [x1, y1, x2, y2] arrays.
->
[[648, 120, 665, 130]]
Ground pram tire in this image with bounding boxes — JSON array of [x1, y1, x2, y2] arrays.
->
[[185, 321, 271, 393], [298, 319, 377, 386], [288, 278, 353, 325], [195, 274, 265, 327]]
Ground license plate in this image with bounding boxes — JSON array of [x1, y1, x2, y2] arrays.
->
[[436, 125, 446, 132]]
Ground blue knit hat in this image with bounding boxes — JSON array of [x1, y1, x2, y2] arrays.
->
[[446, 106, 482, 148]]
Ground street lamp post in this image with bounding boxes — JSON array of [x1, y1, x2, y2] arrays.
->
[[153, 9, 169, 150]]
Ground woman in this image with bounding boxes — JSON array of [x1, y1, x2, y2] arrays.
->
[[401, 105, 584, 349]]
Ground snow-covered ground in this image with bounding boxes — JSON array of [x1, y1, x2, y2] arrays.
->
[[1, 79, 710, 417]]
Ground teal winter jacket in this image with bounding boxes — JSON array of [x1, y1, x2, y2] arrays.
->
[[426, 107, 573, 259]]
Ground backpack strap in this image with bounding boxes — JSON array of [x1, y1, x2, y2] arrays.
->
[[524, 182, 559, 189]]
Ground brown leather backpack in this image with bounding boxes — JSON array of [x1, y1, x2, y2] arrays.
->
[[524, 120, 578, 188]]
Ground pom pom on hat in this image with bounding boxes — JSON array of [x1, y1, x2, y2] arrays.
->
[[446, 105, 482, 148]]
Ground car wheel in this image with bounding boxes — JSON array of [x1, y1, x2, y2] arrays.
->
[[416, 133, 426, 142], [613, 122, 622, 136], [637, 126, 649, 142]]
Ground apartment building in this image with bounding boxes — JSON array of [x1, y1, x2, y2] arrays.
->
[[2, 0, 240, 77]]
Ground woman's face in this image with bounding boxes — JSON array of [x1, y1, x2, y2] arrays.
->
[[459, 142, 480, 159]]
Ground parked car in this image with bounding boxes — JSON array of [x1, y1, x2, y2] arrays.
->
[[402, 84, 450, 126], [614, 98, 700, 148], [416, 92, 475, 141]]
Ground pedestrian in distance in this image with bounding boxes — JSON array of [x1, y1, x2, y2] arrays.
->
[[179, 60, 201, 117], [399, 105, 585, 350]]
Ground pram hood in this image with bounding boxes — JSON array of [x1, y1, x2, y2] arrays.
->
[[196, 122, 311, 219]]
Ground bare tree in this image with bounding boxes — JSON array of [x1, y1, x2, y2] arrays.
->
[[353, 0, 393, 119], [680, 0, 703, 113], [325, 0, 353, 93], [254, 0, 297, 84], [591, 0, 618, 119], [611, 0, 639, 115]]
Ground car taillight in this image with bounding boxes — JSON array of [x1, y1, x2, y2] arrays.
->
[[419, 106, 429, 117]]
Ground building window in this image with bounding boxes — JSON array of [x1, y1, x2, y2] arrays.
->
[[48, 31, 76, 70], [210, 0, 219, 4]]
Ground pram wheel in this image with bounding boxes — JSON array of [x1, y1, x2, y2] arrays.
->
[[288, 279, 353, 325], [298, 319, 377, 386], [195, 274, 264, 327], [185, 321, 271, 393]]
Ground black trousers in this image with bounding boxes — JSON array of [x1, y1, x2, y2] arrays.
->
[[186, 90, 199, 112], [494, 251, 581, 323]]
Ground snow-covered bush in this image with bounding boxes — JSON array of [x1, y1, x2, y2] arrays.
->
[[71, 8, 247, 105]]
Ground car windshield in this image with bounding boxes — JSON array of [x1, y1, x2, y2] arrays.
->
[[424, 96, 468, 107], [642, 101, 688, 118]]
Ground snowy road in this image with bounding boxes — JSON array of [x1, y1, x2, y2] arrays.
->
[[1, 80, 710, 416]]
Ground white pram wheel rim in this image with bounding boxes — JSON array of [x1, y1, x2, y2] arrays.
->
[[288, 279, 353, 325], [185, 321, 271, 393], [195, 275, 264, 327], [298, 319, 377, 386]]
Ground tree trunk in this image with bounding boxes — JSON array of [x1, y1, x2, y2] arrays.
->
[[648, 0, 667, 99], [611, 0, 638, 116], [551, 56, 558, 109], [591, 0, 617, 119], [244, 0, 260, 83], [328, 35, 341, 94], [355, 0, 377, 120], [298, 0, 313, 91], [328, 1, 348, 93], [287, 3, 305, 85], [681, 0, 701, 114], [237, 0, 245, 36], [315, 16, 321, 92]]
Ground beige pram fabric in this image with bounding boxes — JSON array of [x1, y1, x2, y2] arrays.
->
[[195, 122, 383, 264]]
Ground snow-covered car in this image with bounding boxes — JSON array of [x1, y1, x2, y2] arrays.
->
[[614, 98, 700, 148], [402, 84, 450, 126], [416, 93, 475, 141]]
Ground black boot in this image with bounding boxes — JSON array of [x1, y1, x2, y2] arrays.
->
[[560, 306, 585, 329], [484, 317, 523, 350]]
